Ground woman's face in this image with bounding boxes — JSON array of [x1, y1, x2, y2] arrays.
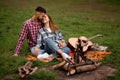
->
[[41, 15, 50, 24]]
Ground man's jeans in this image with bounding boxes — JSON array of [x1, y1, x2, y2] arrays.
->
[[30, 38, 70, 57]]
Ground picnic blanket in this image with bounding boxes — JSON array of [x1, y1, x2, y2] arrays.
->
[[85, 51, 111, 61], [26, 51, 111, 62]]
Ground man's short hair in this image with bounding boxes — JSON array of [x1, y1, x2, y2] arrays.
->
[[35, 6, 46, 13]]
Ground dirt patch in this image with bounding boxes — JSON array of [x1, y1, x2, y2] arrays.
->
[[55, 66, 116, 80], [1, 74, 15, 80], [1, 65, 116, 80]]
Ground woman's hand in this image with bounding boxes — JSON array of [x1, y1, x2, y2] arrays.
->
[[34, 47, 39, 56], [58, 40, 65, 48]]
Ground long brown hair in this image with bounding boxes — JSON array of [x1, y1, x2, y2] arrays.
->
[[41, 14, 58, 33]]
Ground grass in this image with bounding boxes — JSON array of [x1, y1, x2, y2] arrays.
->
[[0, 0, 120, 80]]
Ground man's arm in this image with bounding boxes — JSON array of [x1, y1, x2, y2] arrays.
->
[[13, 23, 28, 56]]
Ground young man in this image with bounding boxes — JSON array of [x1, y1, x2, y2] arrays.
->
[[13, 6, 46, 56]]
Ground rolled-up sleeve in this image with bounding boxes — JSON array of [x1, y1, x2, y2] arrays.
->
[[14, 23, 28, 54]]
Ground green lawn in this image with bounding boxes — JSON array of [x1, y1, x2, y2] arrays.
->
[[0, 0, 120, 80]]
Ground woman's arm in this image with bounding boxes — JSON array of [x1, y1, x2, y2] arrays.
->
[[57, 30, 67, 47], [33, 30, 43, 56], [36, 30, 42, 48]]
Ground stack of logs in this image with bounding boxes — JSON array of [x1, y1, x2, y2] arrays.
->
[[53, 60, 100, 76], [18, 61, 38, 78]]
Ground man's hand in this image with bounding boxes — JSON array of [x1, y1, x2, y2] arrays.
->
[[58, 40, 65, 48], [13, 54, 18, 57], [34, 47, 39, 56]]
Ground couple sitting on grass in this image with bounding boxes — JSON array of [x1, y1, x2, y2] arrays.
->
[[13, 6, 71, 61]]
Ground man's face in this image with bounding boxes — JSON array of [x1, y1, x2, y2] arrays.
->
[[35, 11, 45, 20]]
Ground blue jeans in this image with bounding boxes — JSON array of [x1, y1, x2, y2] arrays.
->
[[30, 38, 70, 57]]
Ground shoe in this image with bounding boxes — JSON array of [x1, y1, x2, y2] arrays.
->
[[61, 53, 71, 61], [37, 53, 49, 59]]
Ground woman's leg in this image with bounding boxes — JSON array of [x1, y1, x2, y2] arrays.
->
[[44, 38, 64, 54], [60, 47, 70, 54], [30, 46, 45, 56], [44, 38, 59, 52], [44, 38, 71, 60], [52, 47, 70, 58]]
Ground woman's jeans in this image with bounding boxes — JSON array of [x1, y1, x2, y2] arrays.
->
[[30, 38, 70, 57]]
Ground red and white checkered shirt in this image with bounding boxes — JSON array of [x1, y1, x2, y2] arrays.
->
[[14, 18, 41, 55]]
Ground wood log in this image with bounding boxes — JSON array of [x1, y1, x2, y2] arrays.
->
[[62, 64, 69, 71], [23, 61, 32, 74], [67, 68, 76, 76], [75, 63, 99, 73], [52, 61, 66, 69], [70, 62, 94, 68], [67, 63, 100, 76], [18, 66, 25, 78], [29, 67, 38, 75], [24, 61, 32, 69]]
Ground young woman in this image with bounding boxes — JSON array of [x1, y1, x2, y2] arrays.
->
[[31, 14, 71, 60]]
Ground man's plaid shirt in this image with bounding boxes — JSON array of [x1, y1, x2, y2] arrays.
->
[[14, 18, 41, 54], [36, 28, 66, 48]]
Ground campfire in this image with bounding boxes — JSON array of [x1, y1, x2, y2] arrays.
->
[[18, 34, 114, 79]]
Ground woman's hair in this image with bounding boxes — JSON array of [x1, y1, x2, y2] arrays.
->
[[41, 14, 58, 33]]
